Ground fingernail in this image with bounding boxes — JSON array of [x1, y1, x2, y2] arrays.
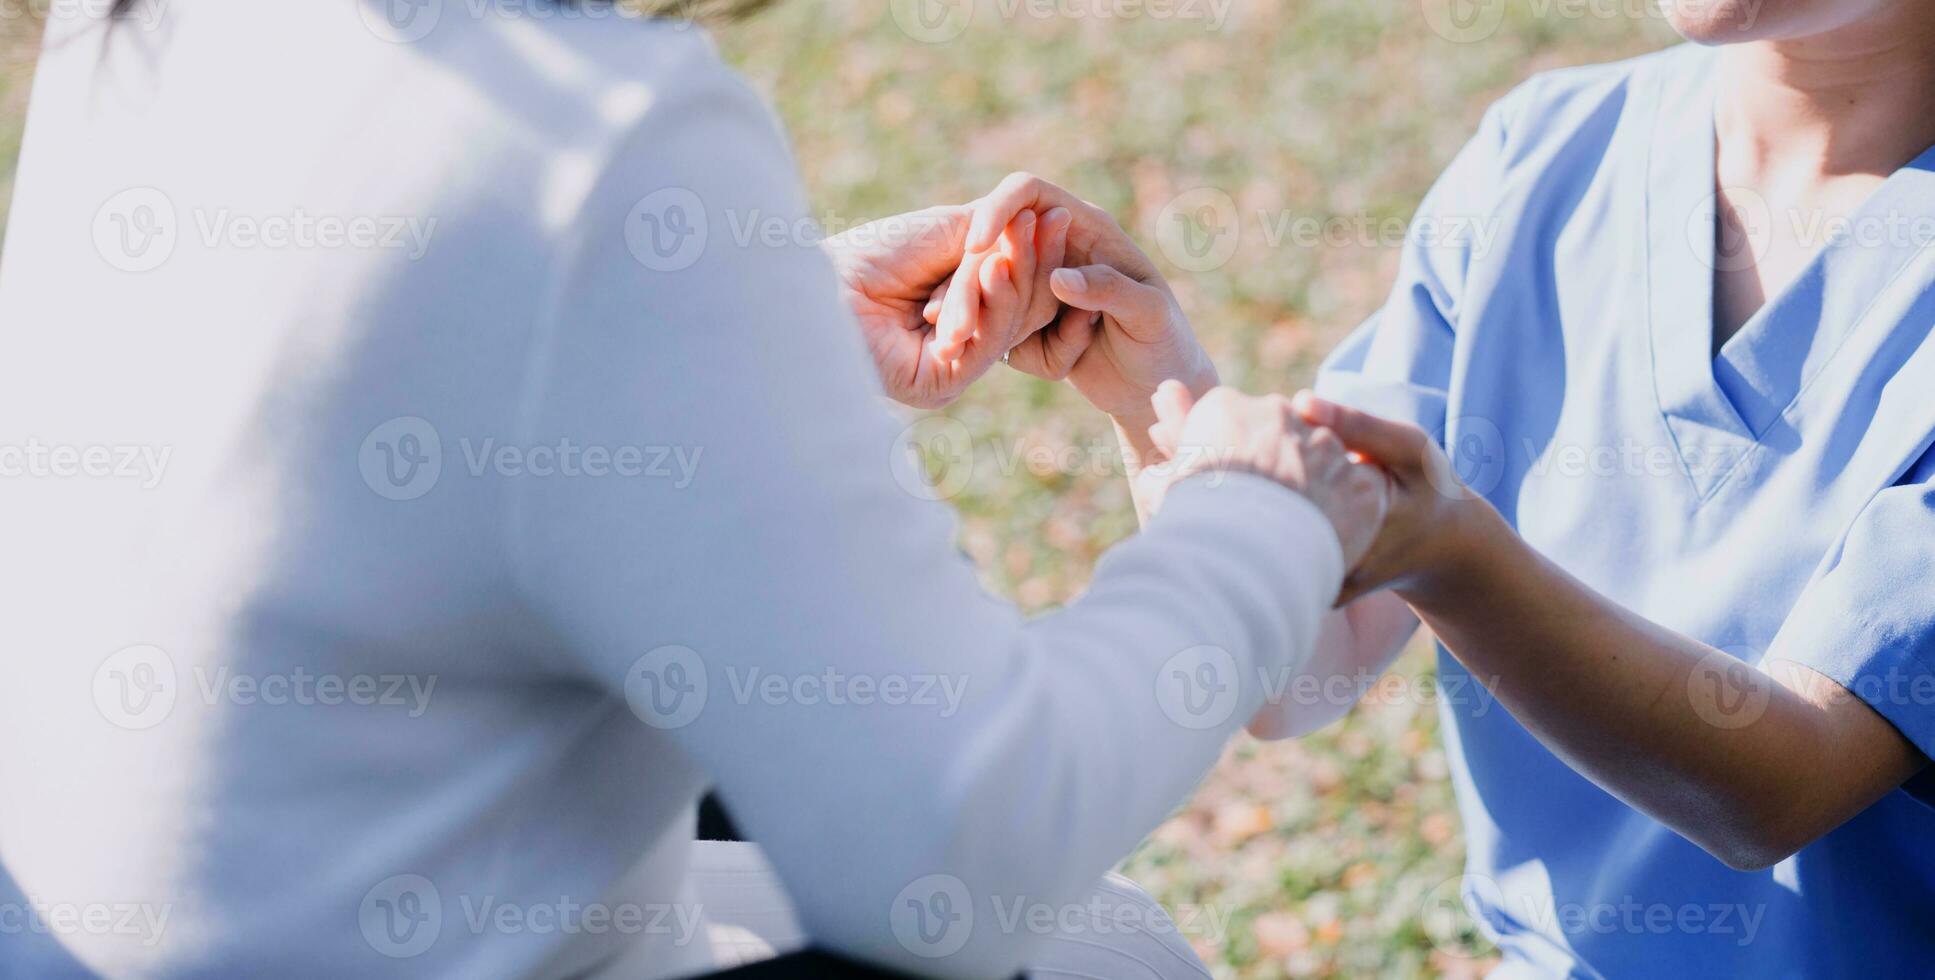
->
[[1045, 207, 1071, 230], [1052, 268, 1085, 292], [994, 257, 1011, 283]]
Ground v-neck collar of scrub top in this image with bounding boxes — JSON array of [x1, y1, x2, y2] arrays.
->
[[1644, 51, 1935, 502]]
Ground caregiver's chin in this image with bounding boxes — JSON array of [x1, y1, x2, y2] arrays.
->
[[1664, 0, 1912, 45]]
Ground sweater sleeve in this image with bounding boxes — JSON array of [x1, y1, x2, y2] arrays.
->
[[505, 38, 1344, 978]]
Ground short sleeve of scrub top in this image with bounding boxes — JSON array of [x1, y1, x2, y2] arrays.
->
[[1764, 456, 1935, 805], [1319, 69, 1935, 802], [1303, 43, 1935, 978]]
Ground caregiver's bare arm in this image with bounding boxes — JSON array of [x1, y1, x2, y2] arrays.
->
[[1297, 396, 1928, 871]]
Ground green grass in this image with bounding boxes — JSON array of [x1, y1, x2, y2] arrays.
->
[[0, 11, 37, 253], [0, 3, 1677, 976]]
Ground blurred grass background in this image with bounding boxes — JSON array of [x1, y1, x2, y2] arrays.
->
[[0, 5, 34, 234], [0, 2, 1673, 976]]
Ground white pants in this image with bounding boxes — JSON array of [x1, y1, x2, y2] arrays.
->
[[685, 842, 1211, 980]]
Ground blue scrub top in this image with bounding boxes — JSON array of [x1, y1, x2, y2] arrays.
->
[[1318, 43, 1935, 978]]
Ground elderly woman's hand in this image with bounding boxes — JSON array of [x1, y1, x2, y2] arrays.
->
[[1144, 382, 1390, 569], [825, 203, 1068, 409], [1290, 393, 1500, 606], [935, 172, 1219, 442]]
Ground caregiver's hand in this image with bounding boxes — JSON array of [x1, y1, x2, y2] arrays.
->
[[1290, 393, 1500, 606], [1292, 397, 1926, 872], [825, 204, 1069, 409], [1146, 382, 1388, 569]]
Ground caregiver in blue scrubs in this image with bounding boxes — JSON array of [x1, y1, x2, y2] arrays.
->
[[959, 0, 1935, 974]]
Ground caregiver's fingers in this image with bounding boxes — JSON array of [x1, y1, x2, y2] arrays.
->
[[1048, 265, 1170, 341], [1292, 392, 1431, 474], [1004, 304, 1097, 381], [968, 172, 1086, 252], [1025, 207, 1072, 330]]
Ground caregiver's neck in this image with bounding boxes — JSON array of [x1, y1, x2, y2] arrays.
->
[[1716, 12, 1935, 180]]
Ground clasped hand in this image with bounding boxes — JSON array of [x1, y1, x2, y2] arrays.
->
[[824, 172, 1212, 423], [827, 173, 1483, 588]]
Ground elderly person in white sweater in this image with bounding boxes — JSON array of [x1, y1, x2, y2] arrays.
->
[[0, 2, 1387, 977]]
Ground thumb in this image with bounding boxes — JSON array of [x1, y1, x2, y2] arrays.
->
[[1147, 379, 1197, 459], [1049, 265, 1169, 340], [1291, 392, 1430, 471]]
